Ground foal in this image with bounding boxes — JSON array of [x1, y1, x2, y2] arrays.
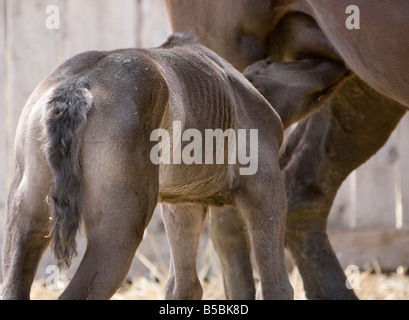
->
[[1, 34, 290, 299], [1, 34, 346, 300]]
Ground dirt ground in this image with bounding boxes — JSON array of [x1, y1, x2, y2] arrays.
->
[[23, 267, 409, 300], [2, 230, 409, 300]]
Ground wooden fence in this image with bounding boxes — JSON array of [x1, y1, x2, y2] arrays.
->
[[0, 0, 408, 282], [328, 114, 409, 271]]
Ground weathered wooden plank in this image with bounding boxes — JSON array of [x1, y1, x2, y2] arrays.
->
[[397, 113, 409, 229], [0, 1, 8, 281], [329, 228, 409, 271], [353, 130, 399, 229], [328, 173, 356, 229], [64, 0, 100, 55], [64, 0, 137, 57], [96, 0, 137, 50], [138, 0, 171, 48], [3, 0, 13, 201], [8, 0, 60, 141]]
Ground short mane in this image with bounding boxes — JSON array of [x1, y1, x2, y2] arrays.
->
[[160, 31, 198, 48]]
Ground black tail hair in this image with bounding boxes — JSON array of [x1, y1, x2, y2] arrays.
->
[[44, 77, 93, 268]]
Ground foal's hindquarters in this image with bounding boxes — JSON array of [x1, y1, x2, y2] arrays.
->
[[1, 35, 292, 299], [1, 50, 167, 300]]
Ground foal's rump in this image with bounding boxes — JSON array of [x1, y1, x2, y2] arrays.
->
[[38, 50, 171, 268]]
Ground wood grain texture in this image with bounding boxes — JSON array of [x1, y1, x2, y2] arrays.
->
[[0, 0, 8, 255], [398, 113, 409, 229], [329, 228, 409, 272]]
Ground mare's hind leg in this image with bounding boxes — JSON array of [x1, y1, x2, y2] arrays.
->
[[59, 143, 158, 300], [162, 203, 207, 300], [1, 154, 52, 299]]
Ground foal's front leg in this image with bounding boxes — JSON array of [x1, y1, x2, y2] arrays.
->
[[161, 203, 207, 300]]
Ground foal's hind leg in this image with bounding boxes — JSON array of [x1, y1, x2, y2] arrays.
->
[[234, 166, 293, 300], [1, 159, 52, 299], [209, 206, 255, 300], [59, 192, 156, 300], [59, 145, 158, 300], [162, 204, 207, 300]]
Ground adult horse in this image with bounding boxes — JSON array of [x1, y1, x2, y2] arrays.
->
[[165, 0, 409, 299]]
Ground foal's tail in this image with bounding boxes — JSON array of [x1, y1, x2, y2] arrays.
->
[[43, 77, 93, 268]]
